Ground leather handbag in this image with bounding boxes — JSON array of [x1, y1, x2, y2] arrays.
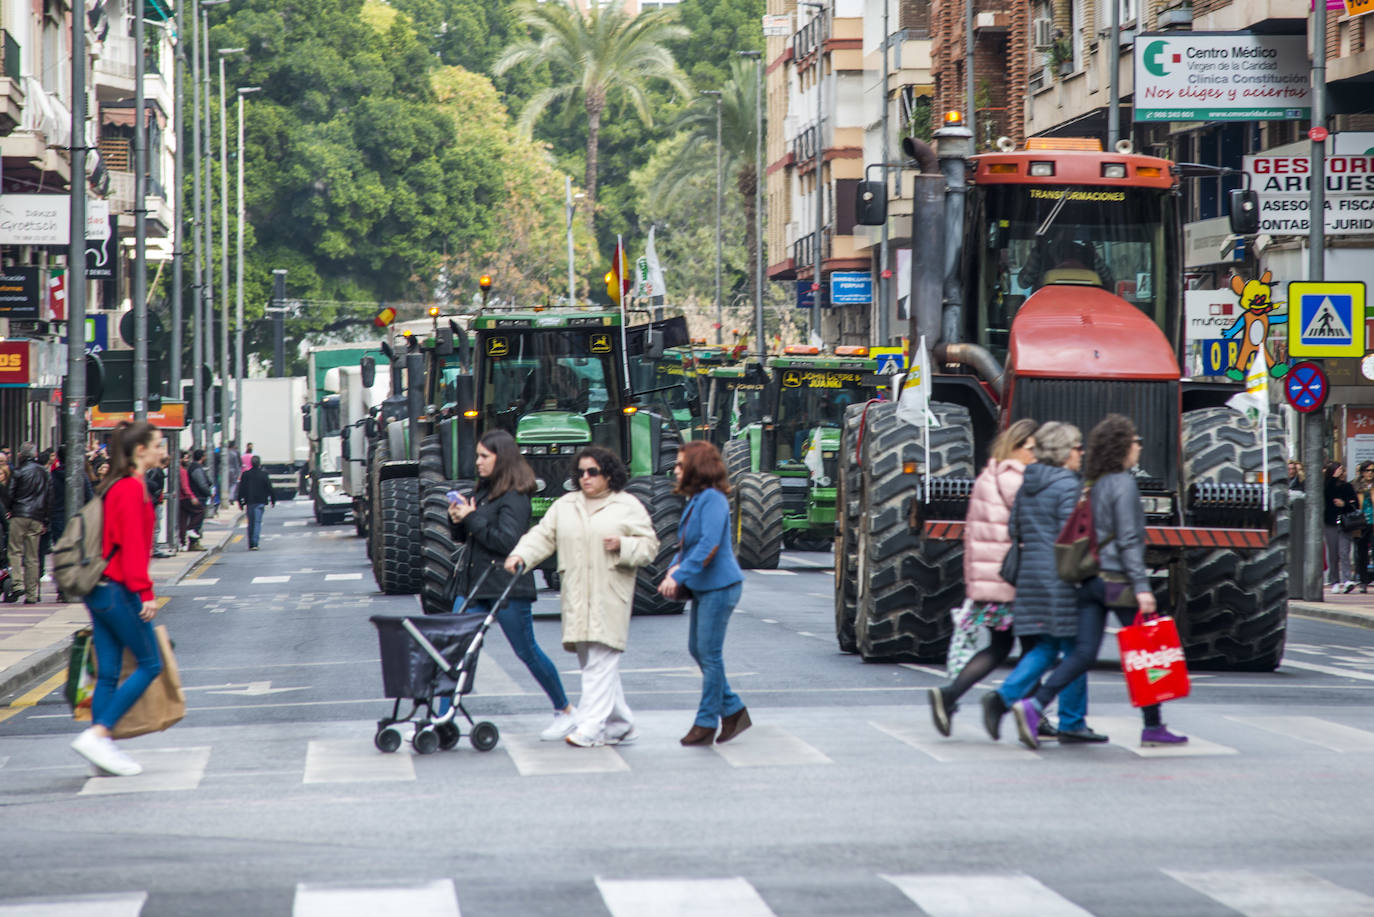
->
[[998, 497, 1022, 584], [1338, 510, 1366, 534]]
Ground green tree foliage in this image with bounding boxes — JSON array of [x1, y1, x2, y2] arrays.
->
[[670, 0, 765, 90], [494, 1, 691, 237]]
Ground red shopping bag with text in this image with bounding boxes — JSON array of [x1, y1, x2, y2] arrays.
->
[[1116, 614, 1190, 707]]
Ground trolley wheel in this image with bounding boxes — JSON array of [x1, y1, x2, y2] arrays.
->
[[413, 727, 440, 755], [470, 721, 500, 752], [375, 726, 403, 753], [436, 721, 461, 751]]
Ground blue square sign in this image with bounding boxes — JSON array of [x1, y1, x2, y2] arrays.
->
[[1288, 281, 1366, 357]]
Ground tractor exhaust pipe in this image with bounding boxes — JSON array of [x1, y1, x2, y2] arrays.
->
[[935, 122, 974, 347], [935, 341, 1005, 400]]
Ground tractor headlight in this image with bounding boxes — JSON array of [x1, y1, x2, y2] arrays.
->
[[563, 478, 578, 491], [534, 478, 547, 493], [322, 482, 338, 495], [1243, 471, 1266, 484], [524, 445, 548, 455], [816, 475, 832, 487], [1141, 496, 1174, 515]]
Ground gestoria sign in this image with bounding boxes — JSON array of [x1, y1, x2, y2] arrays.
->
[[1133, 32, 1310, 122], [1242, 154, 1374, 235]]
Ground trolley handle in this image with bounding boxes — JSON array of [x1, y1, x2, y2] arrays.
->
[[452, 565, 495, 616], [448, 561, 526, 678]]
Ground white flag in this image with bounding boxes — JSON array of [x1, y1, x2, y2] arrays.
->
[[1226, 345, 1269, 423], [635, 226, 668, 299], [802, 425, 826, 480], [897, 334, 936, 428]]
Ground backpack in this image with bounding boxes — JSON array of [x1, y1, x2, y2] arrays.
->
[[51, 494, 115, 600]]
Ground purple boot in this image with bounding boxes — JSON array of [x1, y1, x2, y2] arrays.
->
[[1141, 725, 1189, 747], [1012, 699, 1042, 750]]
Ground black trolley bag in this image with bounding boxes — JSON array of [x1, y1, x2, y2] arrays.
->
[[369, 564, 523, 755]]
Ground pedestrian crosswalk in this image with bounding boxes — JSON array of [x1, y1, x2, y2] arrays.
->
[[4, 869, 1373, 916]]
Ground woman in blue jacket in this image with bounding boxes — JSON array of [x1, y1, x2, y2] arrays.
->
[[658, 441, 748, 746]]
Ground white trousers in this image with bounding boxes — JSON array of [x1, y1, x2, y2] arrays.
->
[[574, 642, 633, 741]]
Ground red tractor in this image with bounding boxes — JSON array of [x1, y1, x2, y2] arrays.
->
[[839, 128, 1286, 671]]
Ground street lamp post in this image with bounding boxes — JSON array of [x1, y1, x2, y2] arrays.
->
[[236, 87, 260, 454], [701, 90, 723, 345], [737, 50, 765, 365], [217, 47, 244, 504], [564, 175, 584, 305], [133, 0, 149, 418], [201, 1, 226, 464], [64, 0, 88, 513], [190, 1, 204, 450], [801, 1, 828, 344]]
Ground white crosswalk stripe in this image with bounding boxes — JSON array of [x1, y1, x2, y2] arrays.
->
[[293, 880, 460, 916], [870, 719, 1043, 763], [711, 724, 832, 768], [1091, 716, 1238, 757], [1226, 715, 1374, 752], [252, 575, 291, 584], [884, 872, 1094, 916], [1165, 869, 1374, 917], [0, 892, 147, 916], [303, 739, 416, 784], [78, 747, 210, 796], [596, 878, 776, 917]]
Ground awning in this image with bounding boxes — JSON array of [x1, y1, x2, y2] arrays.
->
[[101, 101, 166, 129]]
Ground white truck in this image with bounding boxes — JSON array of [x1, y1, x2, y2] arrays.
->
[[334, 361, 392, 534], [239, 376, 309, 500], [305, 344, 386, 525]]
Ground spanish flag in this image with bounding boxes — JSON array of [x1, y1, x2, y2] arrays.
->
[[605, 236, 631, 305]]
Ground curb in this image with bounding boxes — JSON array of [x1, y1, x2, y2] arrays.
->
[[0, 513, 243, 705], [1289, 601, 1374, 631]]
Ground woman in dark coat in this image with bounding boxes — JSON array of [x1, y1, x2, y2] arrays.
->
[[447, 430, 574, 741], [1323, 461, 1358, 592], [980, 421, 1093, 743]]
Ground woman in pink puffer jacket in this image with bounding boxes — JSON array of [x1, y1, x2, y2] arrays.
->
[[928, 419, 1038, 736]]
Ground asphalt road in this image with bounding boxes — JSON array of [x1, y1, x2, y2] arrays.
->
[[3, 500, 1374, 916]]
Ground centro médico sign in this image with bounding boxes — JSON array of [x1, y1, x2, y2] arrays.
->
[[1132, 32, 1310, 122]]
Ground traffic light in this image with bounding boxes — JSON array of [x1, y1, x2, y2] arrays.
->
[[479, 274, 493, 308], [92, 350, 163, 412]]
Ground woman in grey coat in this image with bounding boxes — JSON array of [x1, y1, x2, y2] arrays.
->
[[1010, 414, 1188, 749], [980, 422, 1093, 743]]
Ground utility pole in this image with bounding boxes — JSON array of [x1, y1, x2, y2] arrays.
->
[[272, 270, 287, 376], [965, 0, 975, 143], [701, 90, 723, 346], [1108, 0, 1121, 148], [801, 1, 827, 344], [565, 174, 577, 305], [190, 0, 204, 450], [64, 0, 88, 515], [236, 87, 260, 452], [878, 2, 891, 345], [168, 0, 186, 546], [1302, 1, 1328, 602], [737, 50, 766, 365], [133, 0, 148, 418], [217, 48, 243, 504], [202, 2, 218, 447]]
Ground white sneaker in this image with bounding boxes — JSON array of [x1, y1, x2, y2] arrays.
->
[[540, 709, 579, 742], [565, 730, 604, 748], [606, 726, 638, 746], [71, 729, 142, 777]]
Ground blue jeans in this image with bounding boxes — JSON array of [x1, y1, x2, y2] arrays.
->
[[996, 635, 1089, 731], [246, 503, 267, 547], [85, 581, 163, 731], [452, 595, 568, 710], [688, 582, 745, 728]]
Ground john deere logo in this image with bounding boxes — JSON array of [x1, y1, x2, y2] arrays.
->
[[783, 370, 802, 388], [486, 336, 508, 357], [589, 333, 612, 354], [1143, 40, 1175, 78]]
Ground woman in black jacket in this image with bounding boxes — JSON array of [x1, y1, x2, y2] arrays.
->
[[448, 430, 575, 741], [1324, 461, 1358, 593]]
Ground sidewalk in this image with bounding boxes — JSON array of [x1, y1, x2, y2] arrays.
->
[[0, 508, 244, 704], [1289, 585, 1374, 630]]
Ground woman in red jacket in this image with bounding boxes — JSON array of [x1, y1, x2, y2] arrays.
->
[[70, 420, 167, 777]]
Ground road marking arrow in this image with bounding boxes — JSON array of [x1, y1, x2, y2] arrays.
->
[[199, 681, 308, 696]]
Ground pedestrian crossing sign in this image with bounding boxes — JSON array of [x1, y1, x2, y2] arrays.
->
[[1288, 281, 1366, 358]]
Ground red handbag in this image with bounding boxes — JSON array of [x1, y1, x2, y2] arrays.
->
[[1116, 613, 1191, 707]]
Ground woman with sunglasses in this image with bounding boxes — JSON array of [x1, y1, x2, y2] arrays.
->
[[1009, 414, 1188, 749], [658, 442, 749, 746], [507, 446, 659, 747]]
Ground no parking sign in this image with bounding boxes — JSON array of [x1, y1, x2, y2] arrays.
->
[[1285, 361, 1328, 413]]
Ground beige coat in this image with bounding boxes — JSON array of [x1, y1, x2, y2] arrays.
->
[[511, 490, 659, 652]]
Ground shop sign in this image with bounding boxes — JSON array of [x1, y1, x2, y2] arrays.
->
[[89, 401, 186, 430], [1346, 0, 1374, 16], [0, 194, 70, 245], [1133, 32, 1310, 122], [1346, 407, 1374, 469], [0, 266, 42, 319], [1241, 153, 1374, 235], [0, 341, 33, 387]]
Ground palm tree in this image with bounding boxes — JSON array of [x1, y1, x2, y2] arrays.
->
[[494, 1, 690, 233], [652, 58, 763, 305]]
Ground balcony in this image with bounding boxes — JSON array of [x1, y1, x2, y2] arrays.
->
[[94, 34, 166, 103], [791, 124, 820, 165], [791, 16, 823, 67], [792, 226, 832, 276], [0, 31, 23, 134], [107, 169, 172, 236]]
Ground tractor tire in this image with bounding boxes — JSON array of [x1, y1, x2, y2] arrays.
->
[[420, 480, 473, 615], [734, 472, 784, 569], [375, 476, 423, 595], [419, 434, 445, 485], [1178, 407, 1288, 671], [625, 476, 686, 615], [834, 403, 866, 653], [723, 438, 752, 481], [366, 440, 389, 570], [853, 401, 974, 662]]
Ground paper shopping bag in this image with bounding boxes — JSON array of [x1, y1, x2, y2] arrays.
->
[[1117, 614, 1190, 707], [66, 628, 95, 722], [110, 624, 186, 739]]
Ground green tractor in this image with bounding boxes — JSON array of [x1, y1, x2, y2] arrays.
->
[[723, 347, 886, 568], [414, 309, 694, 617]]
